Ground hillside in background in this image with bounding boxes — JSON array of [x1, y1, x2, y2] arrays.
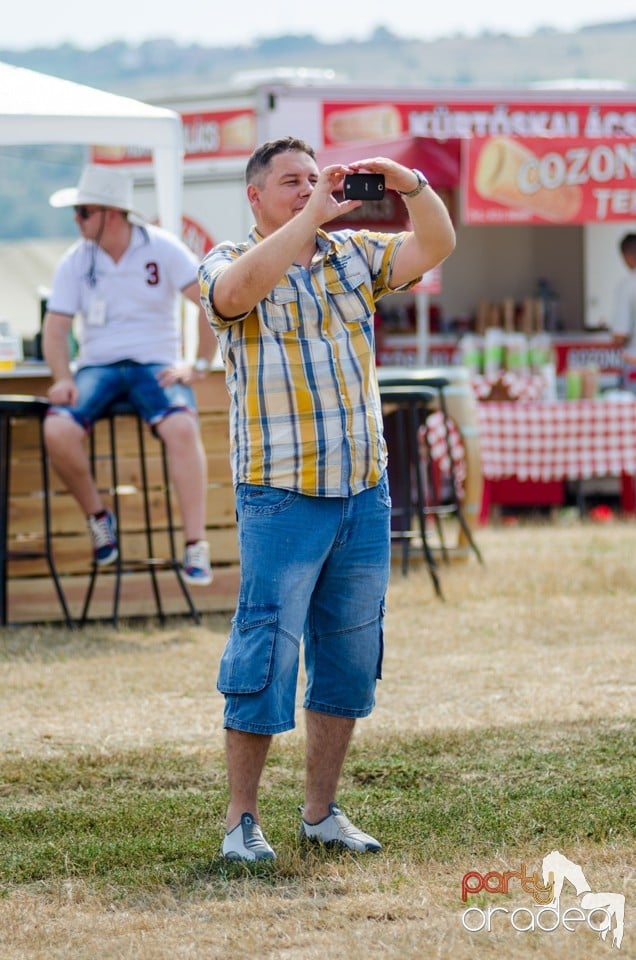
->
[[4, 20, 636, 94], [2, 19, 636, 240]]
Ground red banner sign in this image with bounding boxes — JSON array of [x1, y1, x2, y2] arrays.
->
[[182, 109, 256, 159], [91, 108, 256, 164], [551, 338, 622, 375], [322, 98, 636, 223], [322, 99, 636, 146], [462, 136, 636, 224]]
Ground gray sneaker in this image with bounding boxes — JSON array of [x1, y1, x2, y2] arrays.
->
[[221, 812, 276, 861], [182, 540, 212, 586], [299, 803, 382, 852], [88, 510, 118, 566]]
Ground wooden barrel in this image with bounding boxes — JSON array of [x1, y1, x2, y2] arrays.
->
[[377, 365, 483, 556]]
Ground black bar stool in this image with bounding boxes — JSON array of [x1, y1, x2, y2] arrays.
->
[[379, 372, 484, 566], [380, 383, 443, 599], [81, 400, 201, 627], [0, 394, 73, 627]]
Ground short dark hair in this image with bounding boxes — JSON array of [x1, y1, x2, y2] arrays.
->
[[245, 136, 316, 185], [620, 233, 636, 258]]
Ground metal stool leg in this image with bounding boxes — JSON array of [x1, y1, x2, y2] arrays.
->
[[419, 422, 451, 564], [1, 404, 73, 627], [80, 427, 101, 624], [109, 414, 126, 626], [136, 417, 166, 623], [81, 415, 123, 626], [437, 389, 484, 566], [38, 419, 74, 627], [0, 412, 11, 626], [158, 436, 201, 624], [407, 402, 443, 599], [396, 405, 411, 576]]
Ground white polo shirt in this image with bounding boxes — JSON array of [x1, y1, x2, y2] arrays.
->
[[47, 223, 198, 367]]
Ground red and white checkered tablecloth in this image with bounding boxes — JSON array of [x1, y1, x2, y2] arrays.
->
[[471, 372, 546, 402], [424, 410, 465, 470], [477, 399, 636, 482], [421, 410, 467, 497]]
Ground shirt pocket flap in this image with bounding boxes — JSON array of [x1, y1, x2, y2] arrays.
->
[[267, 286, 298, 306], [261, 286, 299, 334], [325, 271, 368, 296]]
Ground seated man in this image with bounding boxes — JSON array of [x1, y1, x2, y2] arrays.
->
[[43, 163, 215, 585]]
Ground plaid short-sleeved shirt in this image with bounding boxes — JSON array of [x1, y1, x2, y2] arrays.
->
[[199, 226, 417, 497]]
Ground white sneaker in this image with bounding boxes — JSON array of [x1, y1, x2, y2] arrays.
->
[[299, 803, 382, 852], [221, 813, 276, 861], [182, 540, 212, 586]]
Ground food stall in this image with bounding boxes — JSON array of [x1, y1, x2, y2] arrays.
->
[[90, 75, 636, 521], [91, 75, 636, 366], [5, 74, 636, 556]]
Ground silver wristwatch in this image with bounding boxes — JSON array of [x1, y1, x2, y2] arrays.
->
[[398, 169, 429, 198], [193, 357, 210, 373]]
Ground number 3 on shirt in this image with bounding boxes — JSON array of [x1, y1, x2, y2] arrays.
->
[[145, 261, 160, 286]]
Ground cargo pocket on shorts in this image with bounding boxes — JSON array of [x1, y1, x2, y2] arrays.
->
[[217, 605, 278, 695]]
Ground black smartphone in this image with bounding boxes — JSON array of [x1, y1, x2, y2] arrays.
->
[[343, 173, 385, 201]]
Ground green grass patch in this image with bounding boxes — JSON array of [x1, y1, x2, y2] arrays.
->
[[0, 719, 633, 897]]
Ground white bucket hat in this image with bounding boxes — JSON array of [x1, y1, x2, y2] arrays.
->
[[49, 164, 145, 219]]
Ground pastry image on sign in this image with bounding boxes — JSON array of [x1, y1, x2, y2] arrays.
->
[[474, 136, 582, 222], [220, 113, 256, 151], [325, 105, 401, 142]]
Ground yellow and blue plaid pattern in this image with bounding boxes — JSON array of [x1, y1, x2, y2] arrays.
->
[[199, 227, 416, 496]]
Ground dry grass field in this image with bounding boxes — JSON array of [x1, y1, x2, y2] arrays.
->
[[0, 519, 634, 959]]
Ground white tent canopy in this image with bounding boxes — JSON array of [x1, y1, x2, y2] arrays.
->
[[0, 61, 183, 233]]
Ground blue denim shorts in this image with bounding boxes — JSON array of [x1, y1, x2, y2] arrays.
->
[[48, 361, 196, 430], [218, 474, 392, 734]]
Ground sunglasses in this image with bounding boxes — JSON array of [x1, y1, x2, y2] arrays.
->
[[74, 205, 105, 221]]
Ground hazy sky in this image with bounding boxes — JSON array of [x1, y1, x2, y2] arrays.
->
[[2, 0, 635, 51]]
